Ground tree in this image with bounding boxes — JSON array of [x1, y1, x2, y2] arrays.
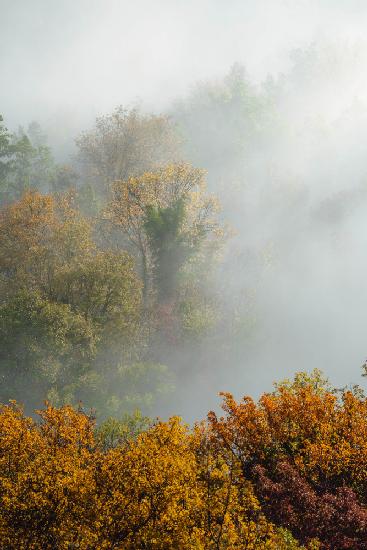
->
[[95, 409, 152, 450], [171, 64, 272, 188], [0, 191, 153, 415], [253, 461, 367, 549], [0, 401, 303, 549], [7, 133, 36, 197], [75, 361, 174, 420], [27, 120, 47, 147], [107, 163, 224, 304], [75, 106, 181, 199], [144, 198, 198, 300], [0, 117, 57, 203], [0, 191, 94, 297], [51, 250, 142, 350], [14, 125, 56, 194], [208, 370, 367, 548], [0, 115, 14, 191], [0, 291, 96, 409]]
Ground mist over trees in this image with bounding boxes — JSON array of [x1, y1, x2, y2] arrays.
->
[[3, 0, 367, 544], [2, 38, 367, 418], [0, 105, 227, 418]]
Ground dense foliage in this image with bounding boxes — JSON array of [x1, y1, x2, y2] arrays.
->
[[2, 371, 367, 547], [0, 105, 228, 419], [0, 191, 148, 413]]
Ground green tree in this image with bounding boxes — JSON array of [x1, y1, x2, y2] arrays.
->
[[52, 164, 79, 193], [171, 64, 269, 185], [8, 133, 35, 197], [95, 409, 152, 450], [0, 291, 96, 409], [0, 115, 14, 189], [77, 361, 174, 421], [52, 250, 142, 353], [0, 117, 57, 202], [11, 125, 56, 196], [144, 198, 201, 301]]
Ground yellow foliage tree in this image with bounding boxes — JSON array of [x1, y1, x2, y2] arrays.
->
[[0, 402, 302, 549], [0, 190, 93, 298]]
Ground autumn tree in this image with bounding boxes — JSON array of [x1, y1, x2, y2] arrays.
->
[[0, 191, 94, 297], [107, 163, 224, 306], [0, 402, 98, 548], [0, 191, 172, 416], [75, 106, 181, 199], [0, 401, 309, 549], [208, 370, 367, 548]]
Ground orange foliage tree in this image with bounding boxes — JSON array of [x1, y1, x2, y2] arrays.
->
[[208, 371, 367, 548], [3, 357, 366, 548], [0, 401, 308, 549]]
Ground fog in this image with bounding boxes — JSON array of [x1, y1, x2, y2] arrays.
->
[[2, 0, 367, 420], [3, 0, 367, 148]]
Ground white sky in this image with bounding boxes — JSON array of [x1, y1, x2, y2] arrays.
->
[[2, 0, 367, 129]]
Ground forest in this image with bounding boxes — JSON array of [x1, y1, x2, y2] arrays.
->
[[2, 1, 367, 546]]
